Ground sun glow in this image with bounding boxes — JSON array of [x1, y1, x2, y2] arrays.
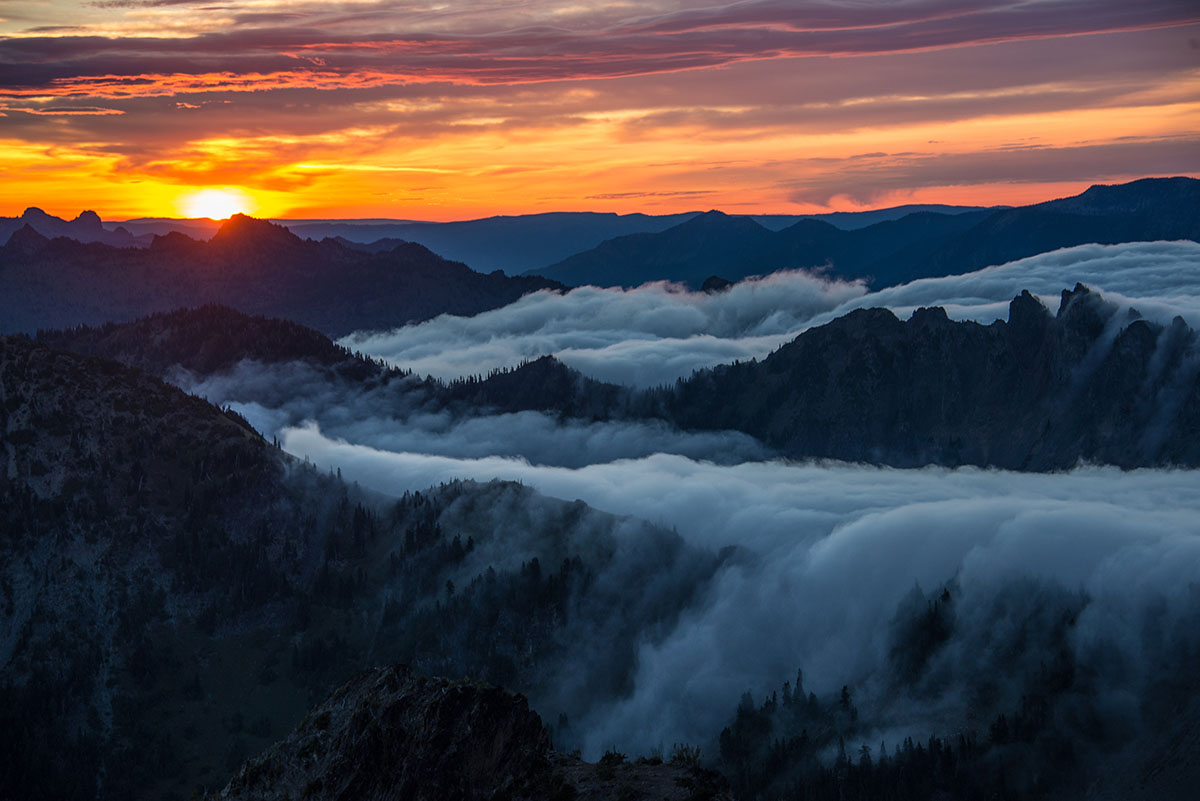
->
[[179, 188, 254, 219]]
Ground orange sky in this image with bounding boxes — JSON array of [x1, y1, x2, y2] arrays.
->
[[1, 1, 1198, 221]]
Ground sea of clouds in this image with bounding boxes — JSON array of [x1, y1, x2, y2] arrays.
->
[[343, 240, 1200, 387], [182, 238, 1200, 761], [278, 426, 1200, 757]]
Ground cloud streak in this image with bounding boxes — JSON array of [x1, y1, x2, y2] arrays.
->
[[4, 2, 1197, 93], [342, 269, 866, 385]]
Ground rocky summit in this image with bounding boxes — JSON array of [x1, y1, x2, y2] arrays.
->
[[217, 665, 731, 801]]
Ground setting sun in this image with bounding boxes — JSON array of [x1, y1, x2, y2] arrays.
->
[[179, 188, 254, 220]]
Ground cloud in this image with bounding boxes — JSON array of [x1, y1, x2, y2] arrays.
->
[[275, 423, 1200, 758], [5, 2, 1196, 93], [156, 239, 1200, 770], [176, 360, 772, 467], [3, 8, 1196, 220], [783, 137, 1200, 206], [342, 241, 1200, 388], [814, 240, 1200, 328], [341, 269, 866, 386]]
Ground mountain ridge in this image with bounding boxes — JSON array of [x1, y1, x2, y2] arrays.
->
[[533, 177, 1200, 288], [0, 216, 564, 336], [39, 285, 1200, 472]]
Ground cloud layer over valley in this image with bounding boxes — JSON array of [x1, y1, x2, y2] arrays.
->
[[278, 425, 1200, 759], [344, 240, 1200, 387], [158, 238, 1200, 780]]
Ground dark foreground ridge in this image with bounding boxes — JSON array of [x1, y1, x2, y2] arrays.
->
[[216, 665, 731, 801]]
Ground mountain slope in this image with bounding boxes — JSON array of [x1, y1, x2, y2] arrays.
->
[[534, 177, 1200, 289], [0, 334, 721, 800], [894, 176, 1200, 285], [38, 306, 629, 422], [0, 215, 563, 336], [659, 285, 1200, 469], [37, 304, 391, 381]]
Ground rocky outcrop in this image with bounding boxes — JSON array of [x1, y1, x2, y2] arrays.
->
[[217, 666, 556, 801], [217, 665, 731, 801], [661, 284, 1200, 469], [0, 208, 150, 250]]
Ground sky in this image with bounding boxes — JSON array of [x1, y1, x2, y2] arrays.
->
[[1, 1, 1198, 220]]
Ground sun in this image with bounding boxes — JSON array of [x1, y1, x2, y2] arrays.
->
[[179, 188, 255, 219]]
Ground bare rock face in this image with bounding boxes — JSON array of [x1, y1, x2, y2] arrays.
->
[[216, 665, 732, 801]]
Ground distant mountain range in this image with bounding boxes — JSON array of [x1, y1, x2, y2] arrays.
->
[[97, 204, 993, 276], [533, 177, 1200, 288], [280, 205, 996, 274], [0, 207, 153, 248], [9, 178, 1191, 296], [42, 285, 1200, 472], [0, 214, 561, 336]]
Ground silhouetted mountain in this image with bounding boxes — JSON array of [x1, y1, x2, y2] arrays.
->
[[535, 177, 1200, 288], [1, 334, 722, 799], [537, 210, 793, 287], [283, 205, 995, 274], [899, 176, 1200, 284], [102, 205, 992, 276], [288, 211, 703, 274], [107, 216, 224, 240], [537, 207, 988, 287], [325, 234, 411, 253], [216, 665, 731, 801], [658, 285, 1200, 469], [0, 214, 563, 336], [0, 207, 151, 248], [37, 305, 391, 381], [751, 202, 998, 231]]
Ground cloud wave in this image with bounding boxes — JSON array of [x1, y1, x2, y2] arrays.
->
[[344, 240, 1200, 387], [277, 423, 1200, 757]]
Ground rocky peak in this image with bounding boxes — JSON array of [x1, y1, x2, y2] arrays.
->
[[908, 305, 950, 330], [72, 210, 103, 230], [217, 665, 731, 801], [20, 206, 52, 221], [3, 224, 50, 254], [210, 214, 300, 249], [217, 666, 554, 801], [1006, 289, 1051, 342], [701, 274, 734, 293], [1057, 282, 1116, 338]]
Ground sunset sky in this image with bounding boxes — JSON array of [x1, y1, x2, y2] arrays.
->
[[1, 0, 1198, 220]]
